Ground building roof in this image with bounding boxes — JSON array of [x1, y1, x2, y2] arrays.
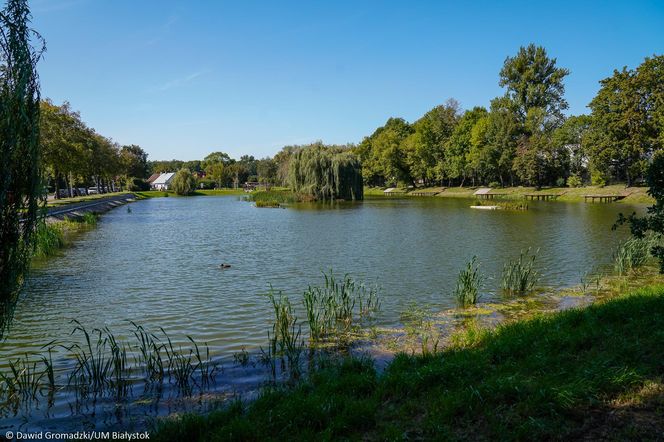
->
[[152, 172, 175, 185], [146, 173, 161, 184]]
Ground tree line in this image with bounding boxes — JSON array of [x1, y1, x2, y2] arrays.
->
[[353, 45, 663, 189], [40, 45, 663, 198]]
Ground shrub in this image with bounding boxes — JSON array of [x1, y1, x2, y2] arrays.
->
[[126, 177, 150, 191], [488, 181, 501, 188], [591, 170, 607, 187], [567, 174, 582, 188], [555, 177, 566, 187], [198, 178, 216, 190]]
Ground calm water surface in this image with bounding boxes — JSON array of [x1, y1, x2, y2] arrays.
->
[[0, 196, 642, 430]]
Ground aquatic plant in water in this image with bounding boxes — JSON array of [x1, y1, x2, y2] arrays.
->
[[453, 256, 483, 307], [302, 271, 380, 344], [501, 248, 541, 295], [614, 234, 659, 275], [400, 302, 439, 356]]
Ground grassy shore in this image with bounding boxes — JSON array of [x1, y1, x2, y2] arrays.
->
[[134, 188, 246, 199], [366, 184, 655, 204], [154, 283, 664, 440], [33, 214, 99, 258], [46, 191, 132, 207]]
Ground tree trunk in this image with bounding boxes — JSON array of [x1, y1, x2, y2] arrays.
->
[[54, 171, 60, 199]]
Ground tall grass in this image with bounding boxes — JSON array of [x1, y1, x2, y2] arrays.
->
[[264, 288, 304, 378], [32, 222, 65, 258], [302, 271, 380, 344], [400, 302, 439, 356], [0, 354, 49, 406], [453, 256, 483, 307], [0, 320, 220, 414], [501, 248, 541, 295], [32, 214, 99, 259], [613, 234, 659, 275], [249, 190, 297, 206]]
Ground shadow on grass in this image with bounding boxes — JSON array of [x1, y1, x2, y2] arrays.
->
[[153, 285, 664, 441]]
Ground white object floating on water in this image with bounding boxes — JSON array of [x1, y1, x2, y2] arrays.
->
[[470, 205, 499, 210]]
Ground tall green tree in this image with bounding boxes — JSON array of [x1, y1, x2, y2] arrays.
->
[[617, 151, 664, 272], [288, 143, 363, 201], [515, 107, 572, 188], [171, 168, 197, 195], [357, 118, 413, 186], [257, 157, 277, 187], [0, 0, 44, 337], [445, 107, 488, 186], [499, 43, 570, 125], [119, 144, 149, 180], [588, 55, 663, 186], [552, 115, 591, 182], [404, 100, 460, 185]]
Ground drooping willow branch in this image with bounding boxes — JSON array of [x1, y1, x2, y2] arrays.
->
[[0, 0, 45, 339]]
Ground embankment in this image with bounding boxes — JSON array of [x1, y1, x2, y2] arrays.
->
[[46, 193, 137, 221]]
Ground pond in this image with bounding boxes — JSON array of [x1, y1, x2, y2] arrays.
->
[[0, 195, 643, 431]]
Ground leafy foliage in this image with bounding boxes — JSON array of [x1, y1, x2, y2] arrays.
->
[[171, 168, 197, 195], [0, 0, 44, 337], [288, 143, 363, 201], [617, 151, 664, 272]]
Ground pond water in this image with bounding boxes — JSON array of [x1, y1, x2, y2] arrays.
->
[[0, 195, 643, 431]]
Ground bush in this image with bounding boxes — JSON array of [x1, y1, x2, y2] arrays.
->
[[591, 170, 607, 187], [555, 177, 566, 187], [171, 168, 197, 195], [126, 177, 150, 191], [567, 174, 582, 188], [488, 181, 501, 188], [198, 179, 216, 190]]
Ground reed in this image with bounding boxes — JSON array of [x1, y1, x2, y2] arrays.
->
[[66, 321, 116, 394], [265, 287, 305, 377], [302, 271, 380, 344], [233, 347, 250, 367], [501, 248, 541, 295], [32, 222, 65, 258], [0, 321, 221, 414], [131, 321, 165, 383], [613, 234, 658, 275], [81, 212, 99, 225], [400, 302, 439, 356], [255, 200, 281, 208], [453, 256, 483, 307], [249, 190, 297, 205], [0, 354, 47, 405], [188, 336, 217, 387]]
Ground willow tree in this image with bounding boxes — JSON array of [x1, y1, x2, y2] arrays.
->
[[288, 143, 363, 201], [0, 0, 44, 338]]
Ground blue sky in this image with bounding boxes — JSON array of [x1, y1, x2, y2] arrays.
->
[[32, 0, 664, 161]]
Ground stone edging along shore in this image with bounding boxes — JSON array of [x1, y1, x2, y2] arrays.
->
[[46, 193, 138, 221]]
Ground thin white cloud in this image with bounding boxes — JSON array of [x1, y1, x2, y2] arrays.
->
[[149, 70, 211, 93], [146, 14, 179, 46]]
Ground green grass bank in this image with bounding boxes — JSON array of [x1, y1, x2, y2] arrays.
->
[[154, 284, 664, 441], [366, 184, 655, 205]]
